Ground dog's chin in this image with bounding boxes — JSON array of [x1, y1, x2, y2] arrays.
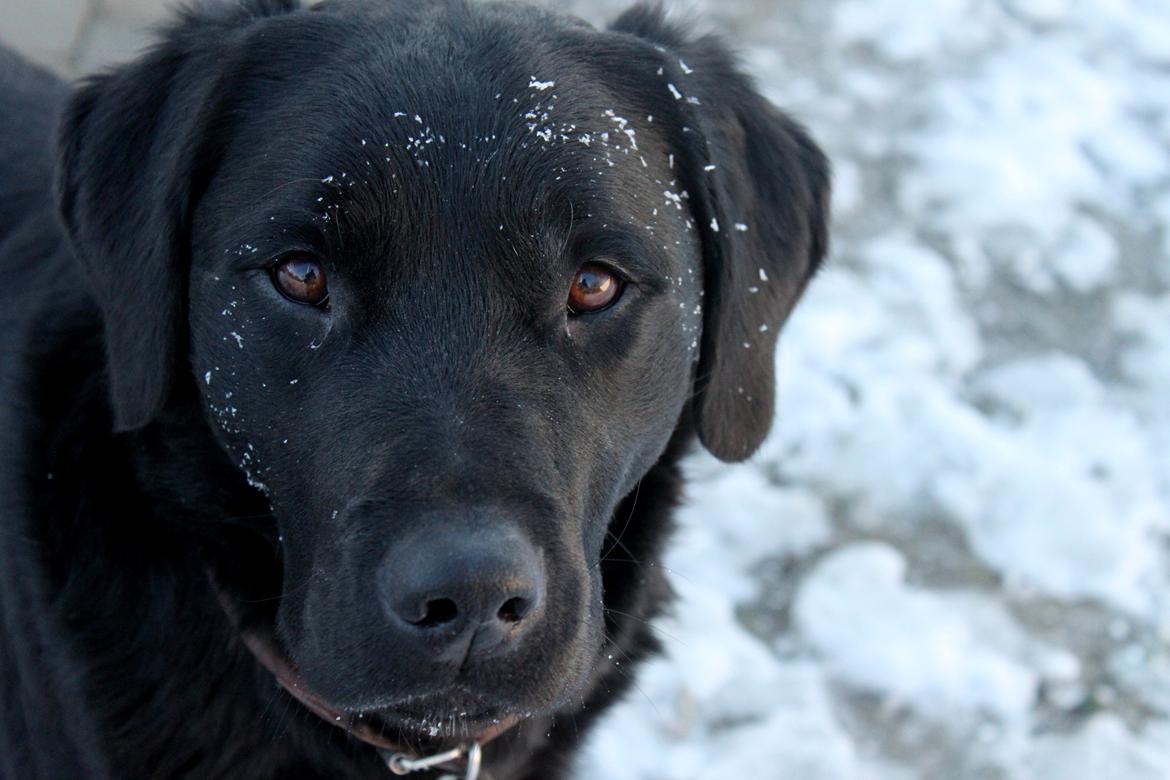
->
[[241, 619, 524, 751], [209, 562, 530, 751]]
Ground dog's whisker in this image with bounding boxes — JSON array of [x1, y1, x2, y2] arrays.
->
[[235, 570, 315, 604], [598, 533, 642, 568], [598, 480, 643, 568], [605, 612, 684, 647], [599, 633, 663, 720]]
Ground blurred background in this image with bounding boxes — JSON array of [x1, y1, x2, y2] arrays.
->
[[3, 0, 1169, 777]]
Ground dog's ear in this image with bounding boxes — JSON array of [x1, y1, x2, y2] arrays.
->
[[55, 1, 300, 431], [611, 6, 830, 462]]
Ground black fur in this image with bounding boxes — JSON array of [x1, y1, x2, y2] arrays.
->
[[0, 2, 828, 778]]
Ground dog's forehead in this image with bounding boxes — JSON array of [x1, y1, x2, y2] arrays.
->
[[224, 4, 666, 179], [210, 15, 690, 287]]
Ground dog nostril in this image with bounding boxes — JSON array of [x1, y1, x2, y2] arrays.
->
[[497, 597, 530, 625], [412, 598, 459, 628]]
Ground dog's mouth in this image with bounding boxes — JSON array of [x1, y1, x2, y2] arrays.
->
[[205, 533, 522, 757], [235, 615, 521, 753]]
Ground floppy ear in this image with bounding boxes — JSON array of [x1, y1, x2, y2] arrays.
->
[[55, 0, 299, 431], [611, 6, 831, 462]]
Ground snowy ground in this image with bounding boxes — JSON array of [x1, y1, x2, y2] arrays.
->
[[5, 0, 1170, 778]]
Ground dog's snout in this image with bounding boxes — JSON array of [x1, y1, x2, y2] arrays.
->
[[378, 518, 545, 661]]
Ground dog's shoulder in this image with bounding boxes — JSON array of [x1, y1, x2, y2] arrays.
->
[[0, 44, 115, 780], [0, 44, 65, 238], [0, 42, 76, 355], [0, 43, 65, 142]]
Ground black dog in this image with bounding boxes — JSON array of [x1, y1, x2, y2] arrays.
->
[[0, 1, 827, 777]]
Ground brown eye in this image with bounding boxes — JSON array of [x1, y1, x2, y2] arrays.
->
[[568, 263, 622, 314], [273, 254, 328, 306]]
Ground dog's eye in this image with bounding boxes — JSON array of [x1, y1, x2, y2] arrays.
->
[[272, 254, 328, 306], [567, 263, 622, 314]]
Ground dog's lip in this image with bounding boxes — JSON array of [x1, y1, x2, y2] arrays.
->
[[211, 575, 521, 752], [238, 627, 522, 750]]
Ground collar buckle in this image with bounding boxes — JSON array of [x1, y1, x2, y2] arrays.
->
[[386, 742, 482, 780]]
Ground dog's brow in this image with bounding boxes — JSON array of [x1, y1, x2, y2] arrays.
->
[[572, 225, 674, 281]]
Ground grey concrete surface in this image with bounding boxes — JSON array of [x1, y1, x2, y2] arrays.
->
[[0, 0, 651, 75], [0, 0, 158, 74]]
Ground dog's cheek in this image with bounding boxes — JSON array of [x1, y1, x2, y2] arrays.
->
[[188, 264, 333, 500], [527, 550, 606, 707], [189, 277, 290, 497], [610, 290, 700, 465], [188, 305, 262, 493]]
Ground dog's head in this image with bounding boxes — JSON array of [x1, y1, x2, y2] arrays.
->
[[56, 0, 827, 744]]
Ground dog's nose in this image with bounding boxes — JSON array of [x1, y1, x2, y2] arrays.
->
[[377, 520, 545, 660]]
